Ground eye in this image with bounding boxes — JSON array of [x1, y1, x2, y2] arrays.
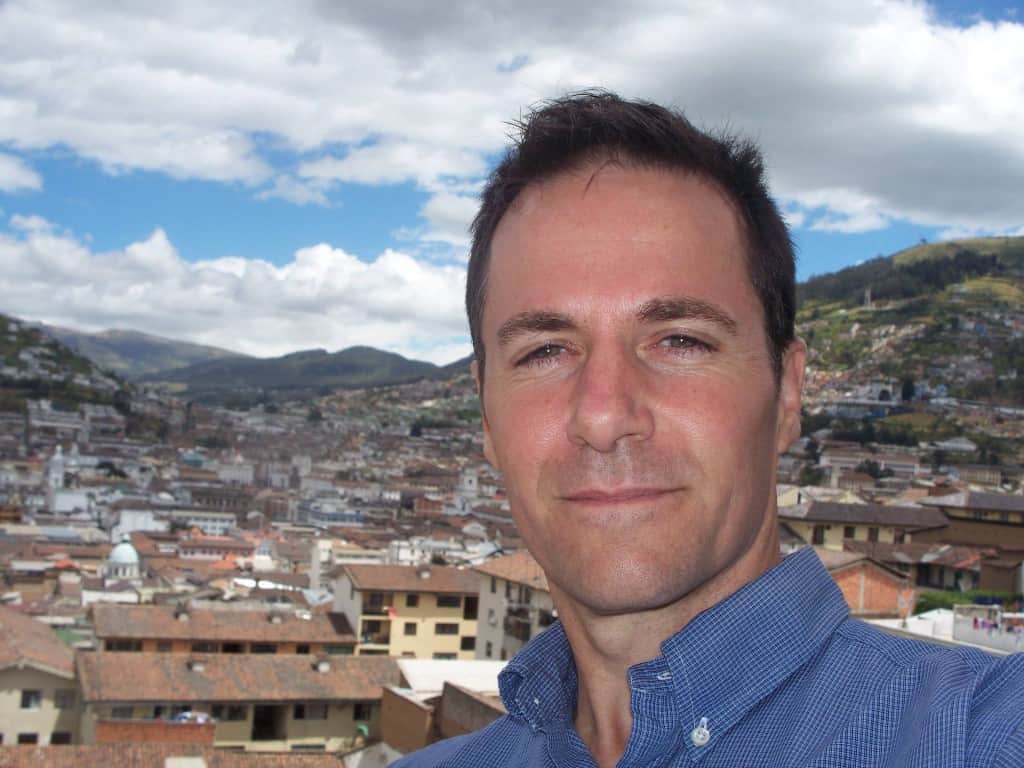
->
[[517, 343, 565, 367], [656, 335, 712, 353]]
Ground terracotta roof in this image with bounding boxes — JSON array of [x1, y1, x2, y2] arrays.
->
[[91, 604, 355, 644], [812, 547, 908, 579], [76, 650, 401, 703], [342, 564, 478, 594], [920, 490, 1024, 514], [0, 745, 347, 767], [841, 540, 991, 570], [0, 604, 74, 678], [779, 501, 948, 530], [473, 550, 549, 592]]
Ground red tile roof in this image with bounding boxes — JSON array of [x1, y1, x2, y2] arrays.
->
[[76, 651, 401, 703], [342, 564, 478, 594], [474, 550, 549, 592], [0, 605, 74, 678], [91, 604, 355, 644]]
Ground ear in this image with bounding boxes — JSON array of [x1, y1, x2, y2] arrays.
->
[[472, 359, 499, 468], [775, 338, 806, 455]]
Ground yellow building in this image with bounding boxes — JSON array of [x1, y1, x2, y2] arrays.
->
[[333, 565, 479, 659], [75, 651, 401, 752], [779, 501, 948, 551], [0, 605, 81, 745]]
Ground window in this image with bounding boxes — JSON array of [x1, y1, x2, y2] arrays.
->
[[811, 525, 825, 545], [296, 644, 311, 654], [436, 595, 461, 608], [435, 623, 459, 635], [212, 704, 248, 721], [20, 690, 41, 709], [406, 593, 419, 608], [191, 641, 217, 653], [54, 689, 75, 709], [843, 526, 855, 540], [433, 652, 457, 660], [221, 642, 243, 653], [404, 622, 417, 636], [326, 645, 354, 655], [171, 705, 191, 717], [293, 703, 328, 720], [250, 643, 277, 654], [153, 705, 166, 719], [50, 732, 72, 745], [17, 734, 38, 745], [490, 576, 496, 594], [463, 595, 478, 620], [353, 702, 372, 721], [505, 581, 511, 599], [868, 527, 879, 543], [485, 641, 493, 658], [156, 641, 173, 652], [460, 636, 476, 651], [111, 705, 133, 719], [894, 528, 906, 544], [106, 639, 142, 651]]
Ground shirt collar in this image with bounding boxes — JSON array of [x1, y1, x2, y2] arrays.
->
[[499, 547, 848, 751]]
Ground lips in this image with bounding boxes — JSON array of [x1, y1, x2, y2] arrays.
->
[[561, 487, 680, 504]]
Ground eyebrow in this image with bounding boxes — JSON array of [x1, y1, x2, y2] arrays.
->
[[496, 311, 576, 347], [637, 296, 738, 335], [495, 296, 737, 348]]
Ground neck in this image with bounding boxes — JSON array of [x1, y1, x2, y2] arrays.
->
[[552, 514, 781, 768]]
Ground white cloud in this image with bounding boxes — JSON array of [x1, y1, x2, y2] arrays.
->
[[419, 192, 478, 248], [0, 152, 42, 193], [256, 174, 332, 206], [0, 221, 469, 364], [298, 141, 488, 189]]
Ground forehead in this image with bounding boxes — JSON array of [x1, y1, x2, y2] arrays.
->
[[485, 163, 757, 328]]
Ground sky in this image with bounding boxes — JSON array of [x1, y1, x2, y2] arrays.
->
[[0, 1, 1022, 365]]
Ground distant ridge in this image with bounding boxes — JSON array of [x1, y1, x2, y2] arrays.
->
[[141, 345, 472, 402], [42, 325, 246, 379]]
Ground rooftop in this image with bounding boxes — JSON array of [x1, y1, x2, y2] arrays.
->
[[473, 550, 549, 592], [779, 501, 948, 530], [77, 651, 401, 703], [0, 604, 74, 678], [91, 604, 355, 644], [342, 564, 478, 594]]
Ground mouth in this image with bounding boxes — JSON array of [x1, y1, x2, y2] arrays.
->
[[560, 487, 681, 505]]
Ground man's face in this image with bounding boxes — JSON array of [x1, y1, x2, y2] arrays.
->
[[477, 163, 804, 615]]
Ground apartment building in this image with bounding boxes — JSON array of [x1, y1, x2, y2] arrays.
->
[[76, 651, 400, 752], [779, 501, 949, 551], [91, 604, 356, 656], [0, 606, 81, 746], [474, 550, 555, 661], [333, 565, 478, 659]]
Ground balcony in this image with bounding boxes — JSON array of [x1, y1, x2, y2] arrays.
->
[[503, 612, 531, 643]]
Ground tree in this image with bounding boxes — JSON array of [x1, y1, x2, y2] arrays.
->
[[901, 378, 915, 403]]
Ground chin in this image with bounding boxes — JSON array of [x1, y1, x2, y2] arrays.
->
[[556, 554, 706, 617]]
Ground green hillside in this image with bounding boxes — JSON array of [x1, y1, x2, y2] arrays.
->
[[44, 325, 246, 378], [797, 236, 1024, 406]]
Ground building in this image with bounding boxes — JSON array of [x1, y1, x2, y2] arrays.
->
[[0, 605, 81, 745], [473, 550, 556, 661], [916, 491, 1024, 549], [76, 651, 401, 752], [333, 565, 479, 659], [779, 501, 949, 550], [814, 548, 914, 618], [91, 604, 356, 655]]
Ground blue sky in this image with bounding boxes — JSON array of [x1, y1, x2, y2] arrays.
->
[[0, 0, 1021, 363]]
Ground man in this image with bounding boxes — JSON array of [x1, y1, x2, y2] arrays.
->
[[394, 92, 1024, 767]]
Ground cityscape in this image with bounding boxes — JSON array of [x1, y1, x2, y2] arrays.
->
[[1, 1, 1022, 765]]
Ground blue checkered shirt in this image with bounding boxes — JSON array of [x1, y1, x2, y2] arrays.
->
[[392, 547, 1024, 767]]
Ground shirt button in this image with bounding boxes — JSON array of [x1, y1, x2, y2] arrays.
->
[[690, 717, 710, 747]]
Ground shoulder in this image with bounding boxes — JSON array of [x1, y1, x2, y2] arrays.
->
[[389, 715, 534, 767]]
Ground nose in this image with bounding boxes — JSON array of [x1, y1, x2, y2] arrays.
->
[[566, 342, 654, 452]]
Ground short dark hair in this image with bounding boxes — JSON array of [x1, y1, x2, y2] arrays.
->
[[467, 90, 796, 382]]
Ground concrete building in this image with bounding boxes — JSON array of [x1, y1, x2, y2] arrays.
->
[[333, 565, 479, 659], [473, 550, 556, 661], [779, 501, 949, 551], [0, 605, 81, 745], [76, 651, 401, 752]]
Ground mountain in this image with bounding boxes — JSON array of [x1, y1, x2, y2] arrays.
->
[[41, 325, 246, 379], [0, 312, 122, 411], [797, 235, 1024, 405], [141, 345, 461, 402]]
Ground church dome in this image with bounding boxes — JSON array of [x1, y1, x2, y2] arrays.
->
[[109, 536, 140, 565]]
